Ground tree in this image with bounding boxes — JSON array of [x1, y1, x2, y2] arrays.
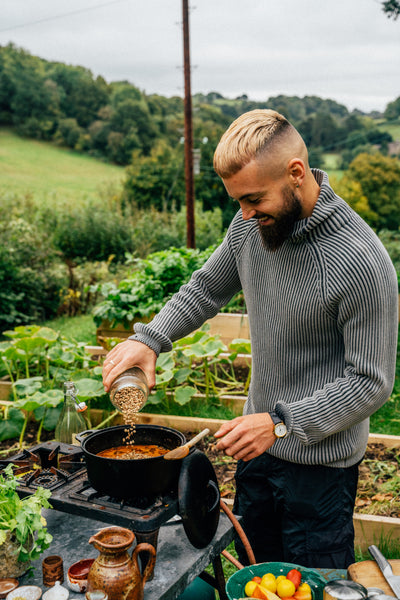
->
[[381, 0, 400, 19], [123, 141, 185, 211], [341, 152, 400, 230], [333, 177, 378, 226], [110, 99, 158, 156], [47, 63, 109, 127], [384, 97, 400, 120]]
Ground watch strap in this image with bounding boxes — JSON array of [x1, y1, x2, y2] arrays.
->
[[269, 411, 287, 438], [269, 411, 282, 426]]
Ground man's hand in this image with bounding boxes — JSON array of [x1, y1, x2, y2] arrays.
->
[[214, 413, 276, 461], [102, 339, 157, 392]]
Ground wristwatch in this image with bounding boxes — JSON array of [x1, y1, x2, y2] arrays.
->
[[269, 411, 287, 438]]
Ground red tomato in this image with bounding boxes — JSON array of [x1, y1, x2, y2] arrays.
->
[[286, 569, 302, 591]]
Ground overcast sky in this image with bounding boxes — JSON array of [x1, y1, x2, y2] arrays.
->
[[1, 0, 399, 113]]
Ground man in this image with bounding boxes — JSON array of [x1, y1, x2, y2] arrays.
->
[[103, 110, 398, 569]]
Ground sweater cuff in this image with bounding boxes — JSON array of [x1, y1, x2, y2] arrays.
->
[[274, 402, 293, 434], [129, 322, 173, 357]]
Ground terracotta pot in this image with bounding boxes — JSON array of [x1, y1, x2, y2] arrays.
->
[[87, 526, 156, 600]]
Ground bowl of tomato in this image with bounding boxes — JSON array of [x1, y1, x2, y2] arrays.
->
[[226, 561, 327, 600]]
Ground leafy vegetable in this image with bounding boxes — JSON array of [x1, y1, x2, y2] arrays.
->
[[0, 464, 53, 562]]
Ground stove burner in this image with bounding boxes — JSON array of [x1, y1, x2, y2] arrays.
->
[[0, 441, 86, 490], [25, 467, 71, 489]]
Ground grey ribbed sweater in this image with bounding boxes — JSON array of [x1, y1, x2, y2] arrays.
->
[[132, 170, 398, 467]]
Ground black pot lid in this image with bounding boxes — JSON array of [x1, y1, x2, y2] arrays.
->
[[178, 449, 220, 549]]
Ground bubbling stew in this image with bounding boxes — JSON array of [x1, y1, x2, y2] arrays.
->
[[96, 444, 169, 460]]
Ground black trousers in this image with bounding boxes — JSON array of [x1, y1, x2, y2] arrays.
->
[[233, 452, 360, 569]]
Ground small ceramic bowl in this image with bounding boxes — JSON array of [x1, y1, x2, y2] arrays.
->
[[0, 579, 19, 599], [67, 559, 94, 594], [6, 585, 42, 600]]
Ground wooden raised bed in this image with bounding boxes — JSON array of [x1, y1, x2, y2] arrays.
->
[[96, 313, 250, 347]]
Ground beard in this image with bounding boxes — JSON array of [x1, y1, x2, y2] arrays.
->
[[257, 185, 303, 251]]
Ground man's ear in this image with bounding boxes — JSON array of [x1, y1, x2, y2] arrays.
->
[[287, 158, 306, 187]]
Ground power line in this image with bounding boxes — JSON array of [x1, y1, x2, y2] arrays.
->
[[0, 0, 130, 34]]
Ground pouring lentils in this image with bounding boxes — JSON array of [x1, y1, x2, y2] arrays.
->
[[112, 387, 157, 458], [107, 369, 169, 459]]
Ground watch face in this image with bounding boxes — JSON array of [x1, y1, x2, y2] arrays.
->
[[274, 423, 287, 438]]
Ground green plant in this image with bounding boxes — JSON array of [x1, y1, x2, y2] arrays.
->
[[92, 246, 216, 327], [52, 200, 135, 263], [370, 394, 400, 435], [0, 324, 107, 446], [92, 244, 247, 328], [0, 325, 96, 383], [0, 218, 67, 330], [0, 464, 52, 562], [146, 327, 251, 412]]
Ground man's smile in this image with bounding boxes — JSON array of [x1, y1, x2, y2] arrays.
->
[[257, 215, 274, 225]]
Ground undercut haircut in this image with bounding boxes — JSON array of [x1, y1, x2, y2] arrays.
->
[[213, 109, 296, 179]]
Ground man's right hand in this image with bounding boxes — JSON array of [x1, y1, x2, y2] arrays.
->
[[102, 339, 157, 392]]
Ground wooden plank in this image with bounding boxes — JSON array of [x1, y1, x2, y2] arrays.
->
[[204, 313, 249, 345], [136, 413, 227, 434], [368, 433, 400, 448], [354, 513, 400, 553], [219, 395, 246, 415], [0, 381, 11, 401], [88, 410, 228, 433], [84, 345, 107, 357], [96, 313, 250, 346]]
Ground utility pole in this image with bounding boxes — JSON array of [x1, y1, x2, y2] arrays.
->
[[182, 0, 195, 248]]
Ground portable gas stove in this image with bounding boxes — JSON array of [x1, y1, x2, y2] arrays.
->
[[0, 441, 221, 553]]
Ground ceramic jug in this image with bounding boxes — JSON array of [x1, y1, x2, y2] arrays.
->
[[87, 526, 156, 600]]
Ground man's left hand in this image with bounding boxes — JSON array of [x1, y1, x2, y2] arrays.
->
[[214, 413, 276, 461]]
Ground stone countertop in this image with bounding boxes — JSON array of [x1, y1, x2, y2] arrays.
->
[[21, 507, 235, 599]]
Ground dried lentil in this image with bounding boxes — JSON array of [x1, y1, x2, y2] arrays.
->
[[113, 386, 145, 453]]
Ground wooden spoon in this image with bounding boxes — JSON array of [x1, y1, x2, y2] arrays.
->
[[163, 428, 210, 460]]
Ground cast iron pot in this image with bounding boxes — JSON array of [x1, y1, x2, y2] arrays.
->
[[76, 424, 186, 499]]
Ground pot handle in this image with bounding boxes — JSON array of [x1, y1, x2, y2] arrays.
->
[[75, 429, 95, 444], [131, 542, 156, 587]]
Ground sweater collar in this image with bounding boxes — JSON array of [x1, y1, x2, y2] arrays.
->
[[290, 169, 350, 241]]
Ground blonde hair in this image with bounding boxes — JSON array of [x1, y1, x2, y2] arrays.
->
[[213, 109, 304, 179]]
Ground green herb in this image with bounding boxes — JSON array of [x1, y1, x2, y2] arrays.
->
[[91, 246, 246, 328], [0, 464, 53, 562]]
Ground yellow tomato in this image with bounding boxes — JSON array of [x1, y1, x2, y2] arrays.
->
[[261, 574, 277, 593], [276, 576, 286, 584], [277, 578, 296, 599], [245, 580, 258, 597]]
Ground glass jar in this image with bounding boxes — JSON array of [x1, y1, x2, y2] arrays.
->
[[109, 367, 149, 413]]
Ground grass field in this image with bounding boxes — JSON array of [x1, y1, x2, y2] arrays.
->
[[0, 128, 124, 203], [377, 119, 400, 141]]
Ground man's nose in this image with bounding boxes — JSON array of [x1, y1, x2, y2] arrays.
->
[[241, 205, 256, 220]]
